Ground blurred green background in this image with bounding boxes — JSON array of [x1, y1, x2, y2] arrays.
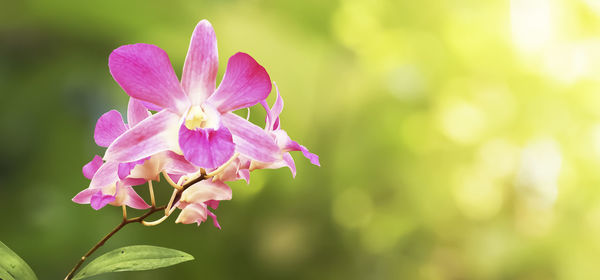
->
[[3, 0, 600, 279]]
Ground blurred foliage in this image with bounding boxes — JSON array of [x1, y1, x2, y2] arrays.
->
[[2, 0, 600, 279]]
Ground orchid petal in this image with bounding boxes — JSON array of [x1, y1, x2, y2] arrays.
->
[[180, 180, 232, 203], [94, 110, 127, 147], [208, 52, 272, 113], [176, 203, 208, 225], [139, 100, 163, 111], [222, 112, 280, 162], [178, 124, 235, 169], [117, 157, 149, 180], [109, 43, 189, 114], [104, 109, 180, 163], [124, 187, 151, 209], [208, 211, 221, 229], [83, 155, 103, 180], [90, 162, 119, 188], [182, 20, 218, 105], [282, 152, 297, 177], [300, 145, 320, 166], [90, 190, 116, 210], [127, 98, 151, 127], [160, 151, 198, 175], [260, 83, 284, 130], [72, 188, 96, 204], [206, 200, 220, 209]]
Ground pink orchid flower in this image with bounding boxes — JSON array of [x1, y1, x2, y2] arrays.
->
[[103, 19, 280, 170], [252, 85, 320, 177], [211, 86, 319, 182], [73, 98, 198, 210], [73, 155, 150, 210], [174, 179, 232, 229]]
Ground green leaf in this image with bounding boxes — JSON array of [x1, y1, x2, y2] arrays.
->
[[0, 241, 37, 280], [73, 245, 194, 280]]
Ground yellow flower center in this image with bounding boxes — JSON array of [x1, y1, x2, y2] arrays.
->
[[185, 106, 208, 130]]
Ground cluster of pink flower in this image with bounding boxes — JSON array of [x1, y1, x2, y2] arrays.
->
[[73, 20, 319, 229]]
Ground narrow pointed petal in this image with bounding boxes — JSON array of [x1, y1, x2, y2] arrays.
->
[[282, 152, 297, 177], [109, 43, 189, 114], [207, 211, 221, 229], [94, 110, 127, 147], [104, 110, 180, 163], [83, 155, 103, 180], [72, 188, 96, 204], [300, 145, 320, 166], [127, 98, 151, 127], [182, 20, 218, 104], [124, 187, 151, 209], [90, 190, 116, 210], [178, 124, 235, 169], [208, 52, 272, 113], [260, 84, 284, 130], [222, 112, 280, 162]]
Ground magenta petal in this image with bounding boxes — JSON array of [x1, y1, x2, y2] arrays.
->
[[124, 187, 150, 209], [282, 152, 297, 177], [208, 52, 272, 113], [83, 155, 103, 180], [221, 112, 280, 162], [206, 200, 220, 209], [104, 110, 180, 163], [90, 190, 116, 210], [94, 110, 127, 147], [260, 84, 284, 130], [127, 98, 151, 127], [139, 100, 163, 111], [182, 20, 218, 105], [178, 124, 235, 169], [300, 145, 320, 166], [72, 188, 96, 204], [208, 211, 221, 229], [109, 43, 189, 114]]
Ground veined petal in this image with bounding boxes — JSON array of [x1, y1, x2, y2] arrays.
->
[[83, 155, 103, 180], [72, 188, 96, 204], [104, 109, 180, 163], [178, 124, 235, 169], [222, 112, 280, 162], [127, 98, 151, 127], [94, 110, 127, 147], [208, 52, 272, 113], [182, 20, 218, 105], [124, 187, 150, 209], [90, 161, 119, 188], [109, 43, 189, 114]]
